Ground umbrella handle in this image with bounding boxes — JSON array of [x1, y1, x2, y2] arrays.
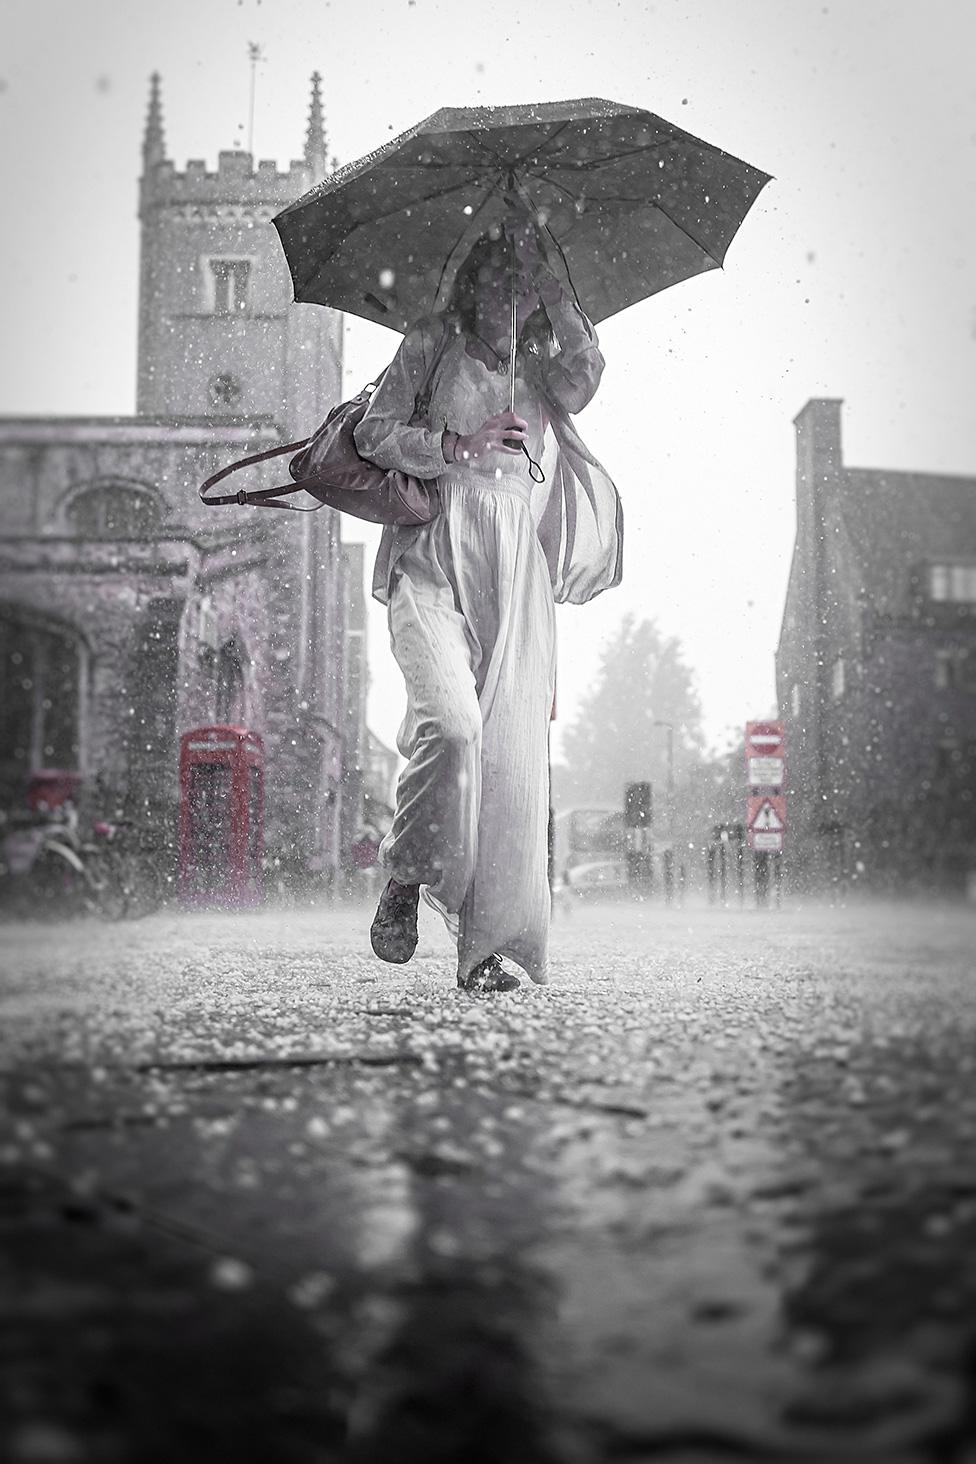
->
[[503, 232, 544, 483]]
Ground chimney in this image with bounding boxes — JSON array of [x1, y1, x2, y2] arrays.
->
[[793, 398, 843, 492]]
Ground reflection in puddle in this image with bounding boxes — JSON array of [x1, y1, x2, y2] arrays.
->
[[776, 1032, 975, 1452], [346, 1271, 563, 1463], [342, 1082, 566, 1461]]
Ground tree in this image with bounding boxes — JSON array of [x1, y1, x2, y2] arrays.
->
[[555, 615, 705, 810]]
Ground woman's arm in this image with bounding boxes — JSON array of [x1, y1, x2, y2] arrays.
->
[[508, 215, 605, 415], [353, 318, 455, 478], [537, 277, 605, 415]]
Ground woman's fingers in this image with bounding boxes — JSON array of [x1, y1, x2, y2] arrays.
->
[[467, 411, 528, 458]]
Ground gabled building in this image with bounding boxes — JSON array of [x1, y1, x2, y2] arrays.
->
[[0, 75, 361, 889], [776, 400, 976, 890]]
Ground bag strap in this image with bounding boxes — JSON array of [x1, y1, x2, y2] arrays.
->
[[198, 437, 325, 512]]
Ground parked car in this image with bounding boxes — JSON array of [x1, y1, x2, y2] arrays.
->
[[555, 858, 631, 906]]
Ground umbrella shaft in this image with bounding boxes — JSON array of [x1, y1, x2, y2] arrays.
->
[[509, 253, 517, 413]]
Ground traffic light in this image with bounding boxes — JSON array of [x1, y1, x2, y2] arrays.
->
[[624, 782, 653, 829]]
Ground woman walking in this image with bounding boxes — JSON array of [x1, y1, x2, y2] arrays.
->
[[355, 216, 622, 993]]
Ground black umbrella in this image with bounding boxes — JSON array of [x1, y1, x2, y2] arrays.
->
[[272, 97, 771, 335]]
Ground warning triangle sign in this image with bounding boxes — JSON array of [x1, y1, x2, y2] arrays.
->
[[752, 800, 784, 832]]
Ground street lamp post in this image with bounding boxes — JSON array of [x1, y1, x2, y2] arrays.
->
[[653, 721, 675, 837], [654, 720, 676, 904]]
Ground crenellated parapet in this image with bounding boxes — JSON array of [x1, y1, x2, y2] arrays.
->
[[141, 151, 317, 218], [139, 72, 329, 217]]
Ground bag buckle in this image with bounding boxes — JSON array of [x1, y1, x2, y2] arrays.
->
[[236, 489, 249, 506]]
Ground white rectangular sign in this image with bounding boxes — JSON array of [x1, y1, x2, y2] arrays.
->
[[747, 756, 784, 787], [752, 831, 783, 853]]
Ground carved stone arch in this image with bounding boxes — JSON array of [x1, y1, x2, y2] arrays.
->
[[57, 478, 166, 538]]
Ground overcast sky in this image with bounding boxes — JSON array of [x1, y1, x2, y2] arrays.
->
[[2, 0, 974, 758]]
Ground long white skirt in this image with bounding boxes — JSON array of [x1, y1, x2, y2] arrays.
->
[[380, 471, 556, 984]]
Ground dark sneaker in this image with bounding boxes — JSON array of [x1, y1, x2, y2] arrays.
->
[[458, 953, 521, 993], [370, 879, 420, 964]]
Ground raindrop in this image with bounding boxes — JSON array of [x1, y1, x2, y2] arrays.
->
[[210, 1257, 253, 1290], [379, 268, 395, 290]]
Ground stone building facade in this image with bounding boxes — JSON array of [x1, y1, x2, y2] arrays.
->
[[776, 400, 976, 891], [0, 74, 362, 888]]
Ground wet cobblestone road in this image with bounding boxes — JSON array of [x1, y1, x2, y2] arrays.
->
[[1, 898, 975, 1463]]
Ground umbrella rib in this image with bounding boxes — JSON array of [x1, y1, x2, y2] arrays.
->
[[522, 166, 583, 203], [521, 166, 723, 268], [429, 182, 500, 305], [350, 172, 497, 229], [543, 127, 760, 172], [641, 194, 724, 266], [462, 130, 526, 189], [506, 119, 576, 173], [293, 173, 497, 296], [501, 174, 588, 317]]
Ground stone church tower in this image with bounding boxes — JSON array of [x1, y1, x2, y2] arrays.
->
[[0, 74, 357, 892], [136, 72, 339, 436]]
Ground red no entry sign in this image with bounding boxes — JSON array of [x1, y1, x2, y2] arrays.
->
[[746, 720, 785, 789]]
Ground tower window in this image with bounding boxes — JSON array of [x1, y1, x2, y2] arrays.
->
[[935, 648, 976, 692], [208, 258, 251, 315], [928, 563, 976, 603]]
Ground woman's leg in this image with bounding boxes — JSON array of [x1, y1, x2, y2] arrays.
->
[[455, 524, 556, 984], [381, 555, 482, 916]]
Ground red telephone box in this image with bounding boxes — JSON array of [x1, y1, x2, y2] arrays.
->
[[178, 725, 264, 906]]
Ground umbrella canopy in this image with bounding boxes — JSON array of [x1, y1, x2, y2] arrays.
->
[[272, 97, 771, 334]]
